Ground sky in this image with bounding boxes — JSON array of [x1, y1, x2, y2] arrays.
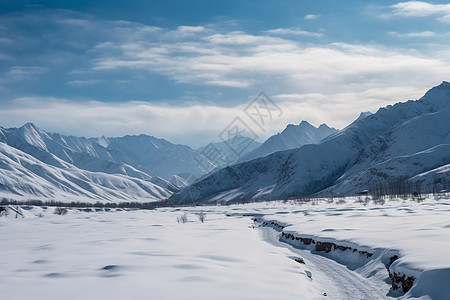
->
[[1, 0, 450, 147]]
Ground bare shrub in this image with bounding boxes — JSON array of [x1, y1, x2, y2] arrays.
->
[[177, 213, 188, 223], [54, 207, 68, 215], [336, 199, 346, 205], [35, 212, 45, 218], [197, 211, 206, 223], [372, 197, 386, 205]]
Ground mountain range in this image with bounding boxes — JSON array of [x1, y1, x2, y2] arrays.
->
[[2, 82, 449, 204], [0, 116, 334, 203], [238, 121, 337, 163], [170, 82, 450, 204]]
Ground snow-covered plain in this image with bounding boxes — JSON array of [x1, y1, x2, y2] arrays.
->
[[0, 206, 319, 300], [1, 196, 449, 299]]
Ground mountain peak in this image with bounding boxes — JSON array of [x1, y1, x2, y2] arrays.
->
[[16, 122, 47, 150], [298, 120, 313, 127], [239, 120, 337, 163], [420, 81, 450, 110], [357, 111, 372, 120], [283, 121, 313, 133], [318, 123, 331, 129], [21, 122, 39, 130], [439, 81, 450, 87]]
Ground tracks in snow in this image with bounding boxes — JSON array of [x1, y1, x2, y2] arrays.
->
[[257, 226, 393, 299]]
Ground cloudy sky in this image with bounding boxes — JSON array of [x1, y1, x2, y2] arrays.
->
[[1, 0, 450, 147]]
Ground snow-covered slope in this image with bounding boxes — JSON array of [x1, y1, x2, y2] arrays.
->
[[239, 121, 337, 163], [99, 134, 203, 180], [197, 135, 261, 164], [409, 163, 450, 192], [0, 124, 261, 202], [0, 124, 170, 185], [0, 142, 171, 203], [322, 107, 450, 195], [170, 82, 450, 203], [0, 123, 216, 185]]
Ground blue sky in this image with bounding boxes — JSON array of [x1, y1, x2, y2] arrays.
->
[[1, 0, 450, 147]]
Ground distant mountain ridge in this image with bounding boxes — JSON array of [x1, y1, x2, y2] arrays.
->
[[0, 141, 171, 203], [2, 82, 450, 204], [239, 121, 337, 163], [170, 82, 450, 204], [0, 123, 260, 202]]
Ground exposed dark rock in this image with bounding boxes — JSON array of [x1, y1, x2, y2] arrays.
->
[[359, 250, 373, 258], [294, 257, 305, 264], [316, 241, 334, 253], [336, 245, 352, 251], [390, 255, 399, 265], [302, 238, 314, 245], [389, 271, 415, 293], [0, 206, 7, 216]]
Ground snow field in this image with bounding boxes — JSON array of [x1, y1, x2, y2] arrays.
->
[[0, 206, 322, 300]]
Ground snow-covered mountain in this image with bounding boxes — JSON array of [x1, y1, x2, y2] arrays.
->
[[0, 124, 259, 202], [95, 134, 203, 180], [239, 121, 337, 163], [170, 82, 450, 204], [0, 124, 203, 181], [0, 141, 171, 203], [197, 135, 261, 165], [0, 124, 200, 202]]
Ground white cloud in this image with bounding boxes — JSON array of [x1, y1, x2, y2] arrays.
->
[[89, 28, 450, 96], [177, 25, 206, 32], [388, 30, 436, 38], [6, 66, 48, 81], [0, 97, 255, 147], [438, 14, 450, 23], [390, 1, 450, 21], [305, 14, 320, 20], [265, 27, 323, 37], [66, 80, 100, 87], [205, 31, 282, 44], [2, 10, 450, 147], [0, 81, 438, 148]]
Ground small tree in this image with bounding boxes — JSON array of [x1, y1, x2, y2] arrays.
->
[[177, 213, 188, 223], [197, 211, 206, 223], [9, 206, 24, 218], [54, 207, 68, 215]]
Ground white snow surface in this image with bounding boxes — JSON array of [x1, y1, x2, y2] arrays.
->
[[227, 197, 450, 299], [1, 196, 449, 299], [0, 206, 322, 300]]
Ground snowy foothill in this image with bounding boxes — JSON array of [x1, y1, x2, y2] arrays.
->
[[1, 195, 449, 299]]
